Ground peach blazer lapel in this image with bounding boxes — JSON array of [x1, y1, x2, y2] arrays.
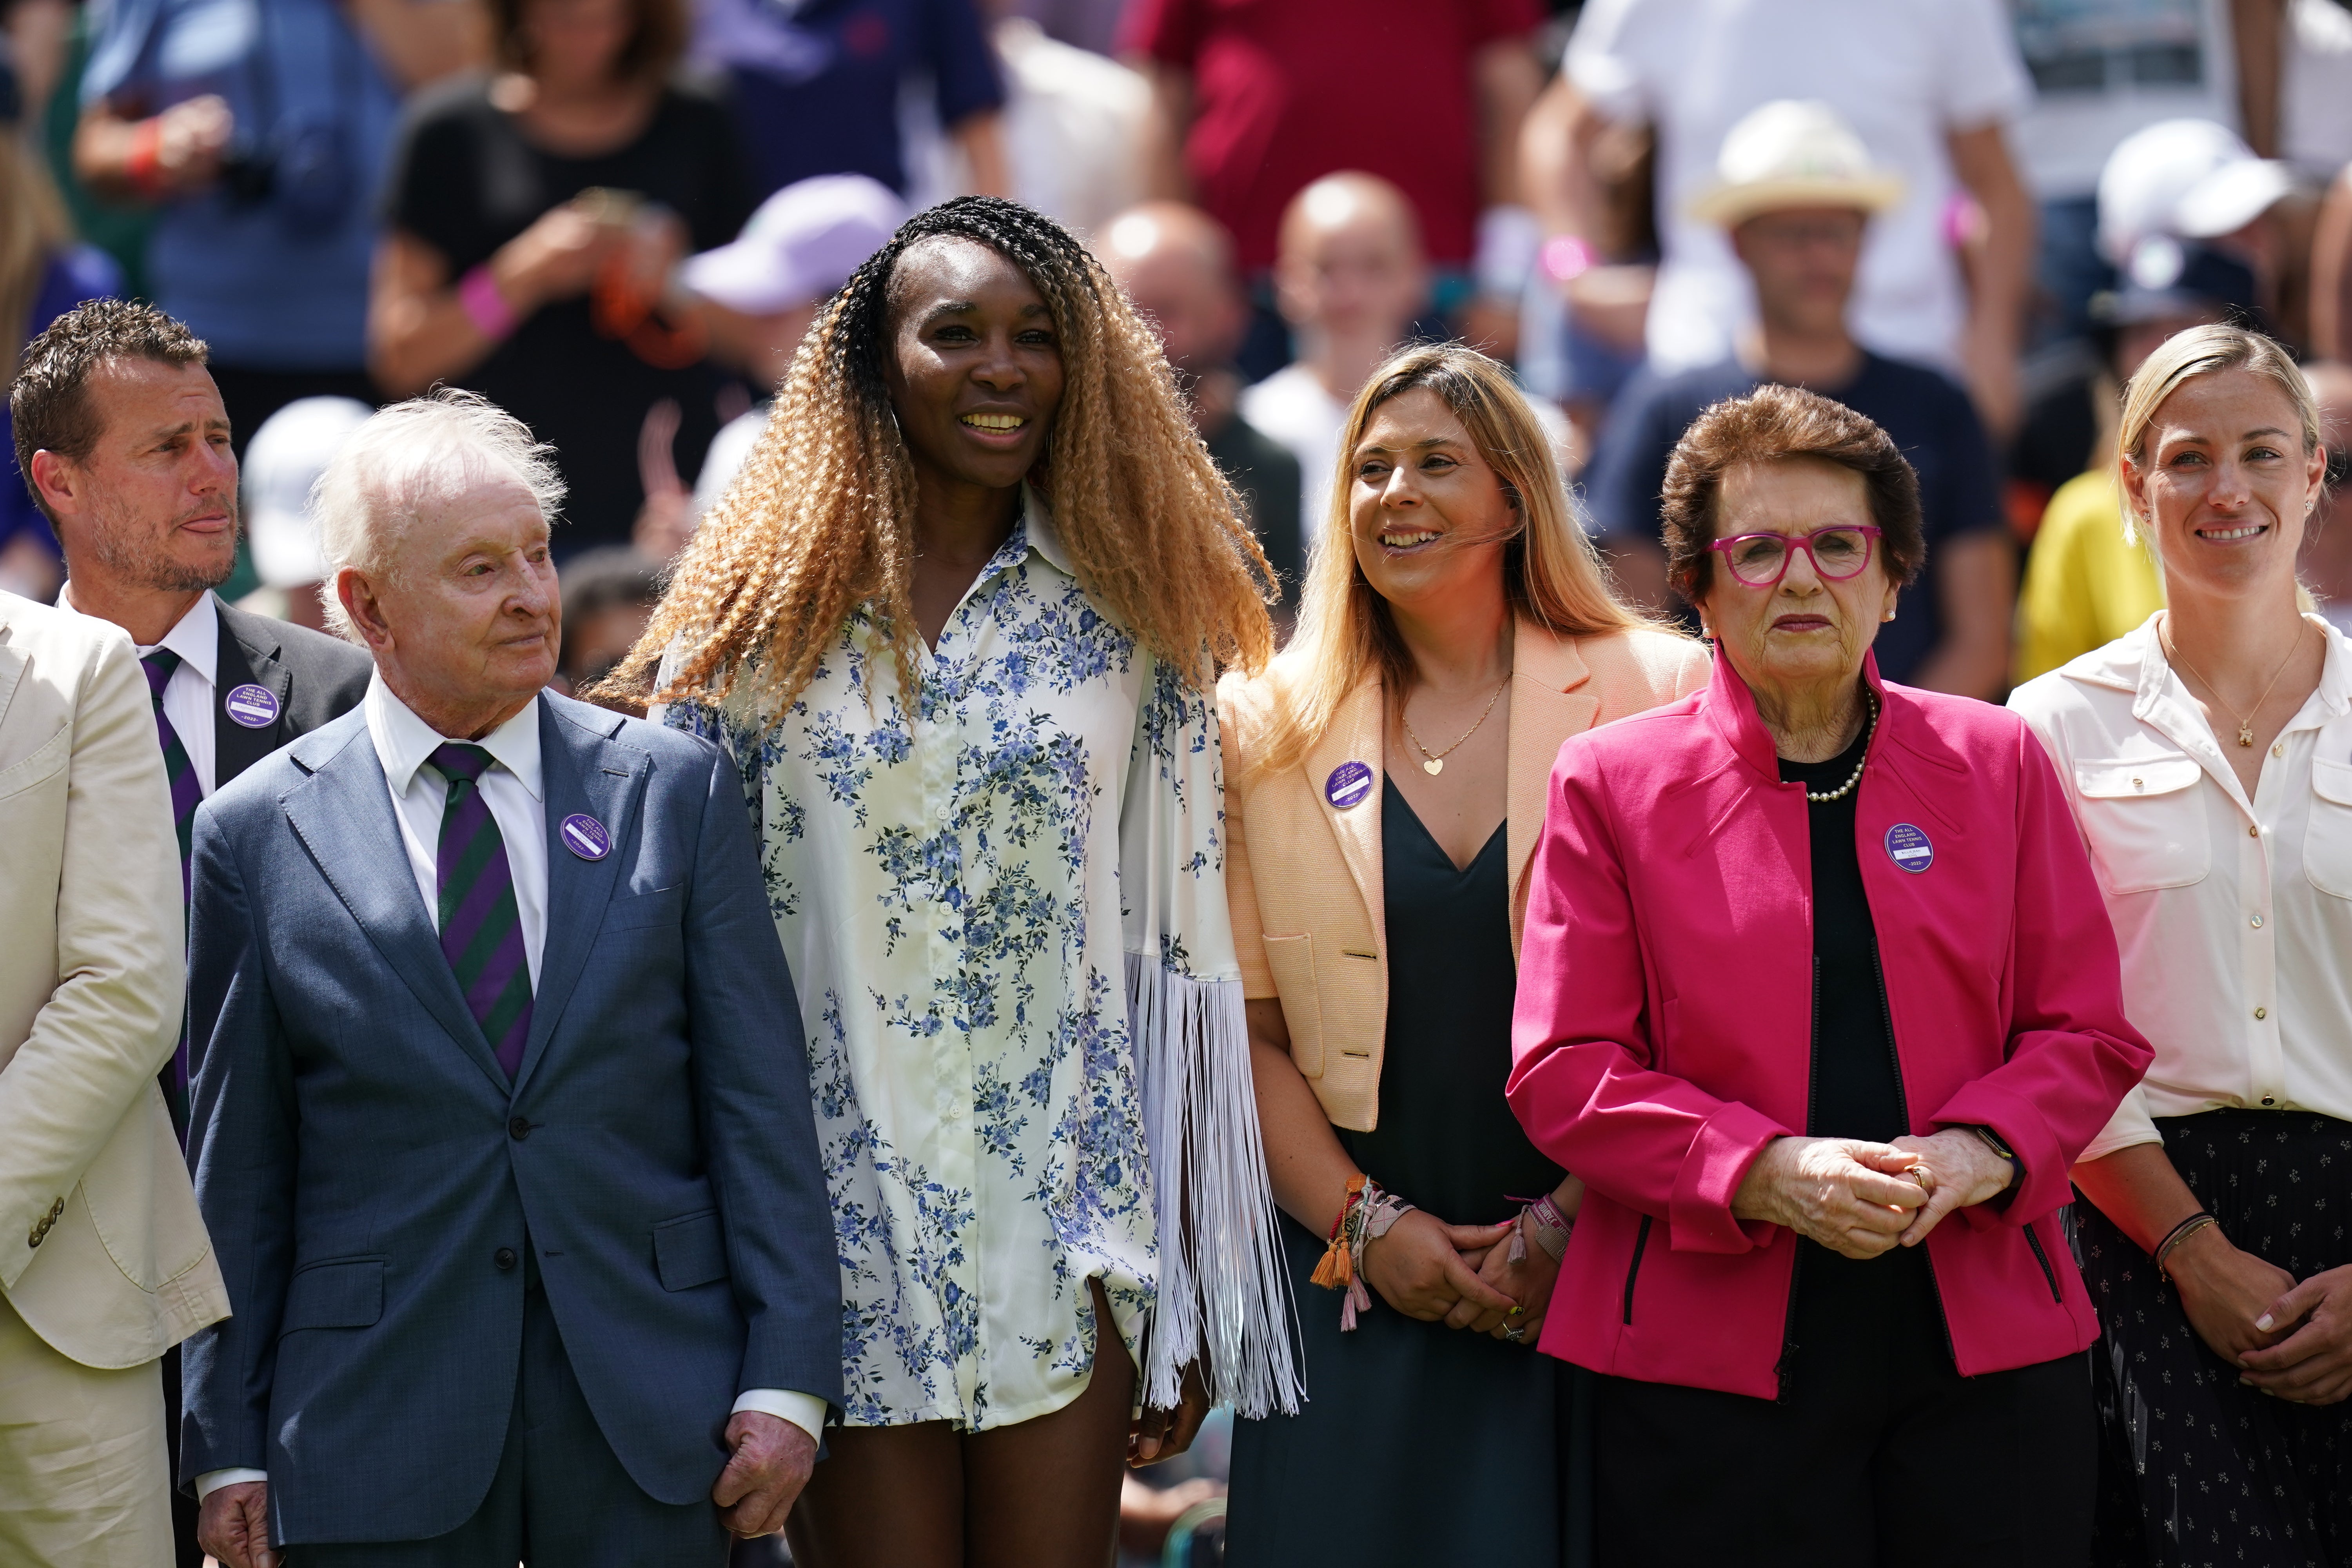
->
[[1508, 621, 1599, 952], [1302, 677, 1387, 958]]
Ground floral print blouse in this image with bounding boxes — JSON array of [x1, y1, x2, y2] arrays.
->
[[664, 498, 1295, 1431]]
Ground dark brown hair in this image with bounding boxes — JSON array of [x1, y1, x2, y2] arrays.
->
[[1659, 383, 1924, 604], [490, 0, 686, 83], [11, 299, 208, 523]]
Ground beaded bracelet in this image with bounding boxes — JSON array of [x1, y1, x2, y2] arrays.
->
[[2154, 1211, 2220, 1277]]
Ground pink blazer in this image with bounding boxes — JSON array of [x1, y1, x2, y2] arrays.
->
[[1507, 647, 2151, 1399]]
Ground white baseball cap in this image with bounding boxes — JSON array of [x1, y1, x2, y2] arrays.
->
[[1688, 100, 1906, 229], [682, 174, 909, 316], [2097, 118, 2295, 263], [241, 397, 374, 590]]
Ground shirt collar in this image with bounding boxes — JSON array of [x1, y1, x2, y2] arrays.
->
[[364, 673, 544, 802], [149, 592, 220, 687], [1018, 485, 1074, 578], [2134, 611, 2352, 726]]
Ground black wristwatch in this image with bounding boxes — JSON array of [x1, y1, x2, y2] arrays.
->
[[1971, 1124, 2022, 1187]]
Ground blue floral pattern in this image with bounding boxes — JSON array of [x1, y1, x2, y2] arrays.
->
[[665, 500, 1252, 1430]]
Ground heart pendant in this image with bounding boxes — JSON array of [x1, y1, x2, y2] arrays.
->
[[1422, 758, 1443, 775]]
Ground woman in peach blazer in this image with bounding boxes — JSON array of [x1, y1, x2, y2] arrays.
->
[[1215, 346, 1705, 1568]]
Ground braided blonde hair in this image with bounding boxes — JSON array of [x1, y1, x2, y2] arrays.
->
[[611, 196, 1273, 718]]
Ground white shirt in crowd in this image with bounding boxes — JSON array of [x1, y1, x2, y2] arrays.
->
[[2005, 0, 2240, 200], [1565, 0, 2031, 376], [2011, 614, 2352, 1161], [1240, 363, 1348, 548], [195, 679, 822, 1501]]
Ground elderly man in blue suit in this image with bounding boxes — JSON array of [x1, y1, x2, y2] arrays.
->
[[178, 389, 839, 1567]]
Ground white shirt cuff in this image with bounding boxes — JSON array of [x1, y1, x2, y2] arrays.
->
[[195, 1467, 268, 1501], [730, 1389, 827, 1443]]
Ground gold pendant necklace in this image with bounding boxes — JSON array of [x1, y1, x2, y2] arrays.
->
[[1401, 676, 1510, 776], [2160, 616, 2307, 748]]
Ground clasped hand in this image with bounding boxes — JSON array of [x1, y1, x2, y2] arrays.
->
[[1733, 1131, 2011, 1259]]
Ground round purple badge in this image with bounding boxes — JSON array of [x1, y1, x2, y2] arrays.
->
[[222, 683, 280, 730], [1324, 760, 1374, 810], [1884, 822, 1934, 874], [559, 813, 612, 862]]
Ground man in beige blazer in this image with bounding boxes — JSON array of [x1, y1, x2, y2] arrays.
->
[[0, 589, 229, 1566]]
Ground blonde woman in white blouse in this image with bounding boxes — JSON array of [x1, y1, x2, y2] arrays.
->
[[2010, 324, 2352, 1565]]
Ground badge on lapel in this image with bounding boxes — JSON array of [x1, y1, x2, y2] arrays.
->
[[1884, 822, 1934, 874], [559, 813, 612, 861], [222, 683, 280, 729], [1325, 761, 1374, 810]]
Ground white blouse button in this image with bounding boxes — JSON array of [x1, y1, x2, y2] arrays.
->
[[2256, 1006, 2269, 1020], [2252, 914, 2265, 929], [2273, 742, 2287, 758]]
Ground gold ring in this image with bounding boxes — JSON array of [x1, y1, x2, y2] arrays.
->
[[1909, 1166, 1935, 1192], [1507, 1304, 1523, 1316]]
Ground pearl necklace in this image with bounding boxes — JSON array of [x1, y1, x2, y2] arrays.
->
[[1802, 695, 1878, 804]]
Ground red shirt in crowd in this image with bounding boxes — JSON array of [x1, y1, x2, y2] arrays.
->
[[1120, 0, 1543, 272]]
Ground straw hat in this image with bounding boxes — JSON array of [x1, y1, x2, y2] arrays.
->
[[1688, 100, 1906, 229]]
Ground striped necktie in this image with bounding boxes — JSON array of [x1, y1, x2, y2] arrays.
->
[[430, 743, 533, 1079], [140, 648, 201, 1132], [138, 649, 201, 901]]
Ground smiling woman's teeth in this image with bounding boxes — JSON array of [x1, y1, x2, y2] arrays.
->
[[962, 413, 1025, 430], [1380, 530, 1437, 548], [2198, 523, 2266, 540]]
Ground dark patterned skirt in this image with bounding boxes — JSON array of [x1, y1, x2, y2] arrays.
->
[[2077, 1109, 2352, 1568]]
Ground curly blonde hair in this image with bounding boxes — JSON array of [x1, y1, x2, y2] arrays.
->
[[612, 196, 1273, 718]]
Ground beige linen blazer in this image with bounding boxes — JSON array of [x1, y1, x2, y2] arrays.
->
[[1218, 620, 1708, 1132], [0, 593, 227, 1368]]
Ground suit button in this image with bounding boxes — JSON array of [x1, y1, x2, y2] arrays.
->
[[495, 1247, 518, 1271], [508, 1117, 531, 1142]]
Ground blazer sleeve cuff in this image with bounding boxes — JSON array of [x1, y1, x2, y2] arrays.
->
[[1669, 1101, 1789, 1253], [732, 1389, 828, 1444]]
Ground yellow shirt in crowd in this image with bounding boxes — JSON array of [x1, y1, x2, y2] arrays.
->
[[2015, 470, 2166, 683]]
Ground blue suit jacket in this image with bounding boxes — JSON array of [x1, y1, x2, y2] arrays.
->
[[178, 691, 840, 1546]]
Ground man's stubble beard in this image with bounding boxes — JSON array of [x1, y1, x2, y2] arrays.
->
[[85, 494, 240, 595]]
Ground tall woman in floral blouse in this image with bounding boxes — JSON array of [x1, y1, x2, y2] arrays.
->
[[612, 196, 1292, 1567]]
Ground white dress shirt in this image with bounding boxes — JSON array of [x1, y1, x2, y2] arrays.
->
[[197, 680, 819, 1501], [2011, 615, 2352, 1161], [366, 676, 550, 987]]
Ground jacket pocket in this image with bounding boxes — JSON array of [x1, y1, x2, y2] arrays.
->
[[2073, 756, 2210, 893], [603, 885, 686, 931], [1259, 933, 1325, 1078], [280, 1256, 385, 1334], [1622, 1215, 1653, 1325], [0, 720, 67, 801], [653, 1209, 729, 1291], [2304, 759, 2352, 900], [2024, 1224, 2063, 1304]]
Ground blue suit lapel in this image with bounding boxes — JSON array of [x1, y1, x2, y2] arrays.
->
[[281, 716, 513, 1096], [512, 699, 646, 1095]]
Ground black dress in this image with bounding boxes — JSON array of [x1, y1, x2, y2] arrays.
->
[[1226, 779, 1588, 1568], [381, 76, 757, 552]]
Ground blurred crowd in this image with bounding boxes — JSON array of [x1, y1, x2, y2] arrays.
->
[[0, 0, 2347, 719], [0, 1, 2349, 1562]]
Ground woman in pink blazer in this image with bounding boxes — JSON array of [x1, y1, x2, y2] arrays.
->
[[1507, 385, 2151, 1567]]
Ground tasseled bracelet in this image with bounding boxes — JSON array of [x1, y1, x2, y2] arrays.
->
[[1310, 1174, 1415, 1330], [1507, 1191, 1573, 1264]]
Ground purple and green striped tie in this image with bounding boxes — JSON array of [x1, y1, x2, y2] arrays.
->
[[141, 649, 201, 1127], [430, 743, 533, 1079]]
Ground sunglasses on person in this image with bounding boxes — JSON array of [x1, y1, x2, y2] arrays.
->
[[1708, 525, 1883, 588]]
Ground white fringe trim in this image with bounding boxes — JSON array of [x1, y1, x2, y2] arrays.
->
[[1128, 952, 1303, 1417]]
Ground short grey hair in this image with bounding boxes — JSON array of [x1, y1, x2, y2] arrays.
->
[[313, 388, 566, 641]]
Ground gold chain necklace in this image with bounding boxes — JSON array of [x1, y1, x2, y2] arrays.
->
[[2160, 615, 2307, 748], [1401, 677, 1510, 776]]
